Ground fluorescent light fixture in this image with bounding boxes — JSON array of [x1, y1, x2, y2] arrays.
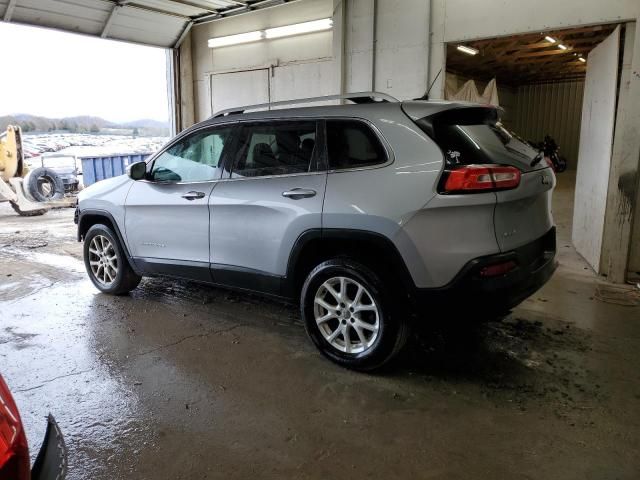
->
[[544, 36, 556, 43], [265, 18, 333, 39], [208, 30, 263, 48], [456, 45, 479, 56], [579, 57, 586, 63], [558, 44, 568, 50], [208, 18, 333, 48]]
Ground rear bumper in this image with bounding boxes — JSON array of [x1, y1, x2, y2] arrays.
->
[[32, 414, 67, 480], [414, 227, 557, 313]]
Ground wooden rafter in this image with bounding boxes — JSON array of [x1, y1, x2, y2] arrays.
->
[[447, 24, 617, 85]]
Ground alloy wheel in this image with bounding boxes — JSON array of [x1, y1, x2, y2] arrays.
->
[[313, 276, 380, 354], [88, 235, 118, 286]]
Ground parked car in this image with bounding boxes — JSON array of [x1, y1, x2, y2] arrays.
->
[[75, 93, 557, 370], [37, 154, 81, 193], [0, 374, 66, 479]]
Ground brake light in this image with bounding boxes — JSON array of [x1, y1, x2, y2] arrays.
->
[[0, 375, 30, 480], [441, 164, 521, 193]]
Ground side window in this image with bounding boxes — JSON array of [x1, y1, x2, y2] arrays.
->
[[150, 127, 233, 182], [326, 120, 387, 170], [231, 121, 317, 178]]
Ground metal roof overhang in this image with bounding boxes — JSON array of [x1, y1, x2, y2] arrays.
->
[[0, 0, 300, 49]]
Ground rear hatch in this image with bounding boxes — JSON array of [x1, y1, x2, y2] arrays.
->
[[404, 102, 555, 252]]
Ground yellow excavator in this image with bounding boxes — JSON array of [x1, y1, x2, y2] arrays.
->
[[0, 125, 75, 216]]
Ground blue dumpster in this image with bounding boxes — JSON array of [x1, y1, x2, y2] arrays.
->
[[80, 153, 152, 186]]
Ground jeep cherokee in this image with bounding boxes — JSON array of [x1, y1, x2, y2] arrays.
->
[[76, 93, 557, 370]]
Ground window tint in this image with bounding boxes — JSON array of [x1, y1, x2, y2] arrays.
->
[[151, 127, 232, 182], [417, 107, 542, 171], [231, 122, 317, 178], [326, 120, 387, 170]]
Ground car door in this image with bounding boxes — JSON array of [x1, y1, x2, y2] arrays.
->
[[209, 119, 326, 295], [125, 124, 236, 281]]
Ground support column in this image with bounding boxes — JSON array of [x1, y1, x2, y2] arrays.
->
[[332, 0, 346, 97], [344, 0, 376, 93], [178, 30, 195, 131]]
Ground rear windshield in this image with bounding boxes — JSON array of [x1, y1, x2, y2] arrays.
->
[[415, 107, 544, 171]]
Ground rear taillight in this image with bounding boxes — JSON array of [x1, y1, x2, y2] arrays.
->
[[0, 375, 30, 480], [479, 260, 517, 277], [441, 164, 521, 194]]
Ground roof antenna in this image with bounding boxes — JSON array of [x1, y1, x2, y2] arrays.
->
[[415, 68, 442, 101]]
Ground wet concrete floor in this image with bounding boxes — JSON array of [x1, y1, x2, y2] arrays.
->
[[1, 173, 639, 479]]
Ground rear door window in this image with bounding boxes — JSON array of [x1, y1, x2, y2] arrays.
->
[[230, 121, 318, 178], [326, 120, 387, 170]]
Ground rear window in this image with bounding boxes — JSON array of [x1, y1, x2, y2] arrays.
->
[[326, 120, 387, 170], [416, 107, 544, 171]]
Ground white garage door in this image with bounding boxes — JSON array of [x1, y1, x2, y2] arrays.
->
[[210, 69, 270, 116], [572, 26, 620, 272], [209, 60, 334, 116]]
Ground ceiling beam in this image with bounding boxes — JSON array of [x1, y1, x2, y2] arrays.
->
[[193, 0, 299, 24], [467, 24, 615, 48], [101, 3, 122, 38], [3, 0, 17, 22], [513, 46, 590, 58], [174, 20, 193, 48], [161, 0, 219, 14], [122, 2, 190, 19]]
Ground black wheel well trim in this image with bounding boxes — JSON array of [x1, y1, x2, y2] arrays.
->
[[284, 228, 417, 297], [77, 209, 134, 262]]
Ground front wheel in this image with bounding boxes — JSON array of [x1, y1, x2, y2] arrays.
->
[[83, 224, 141, 295], [301, 259, 409, 371]]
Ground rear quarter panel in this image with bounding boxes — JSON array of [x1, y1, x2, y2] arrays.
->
[[322, 108, 445, 287], [322, 106, 504, 289], [494, 168, 555, 251], [399, 192, 500, 287]]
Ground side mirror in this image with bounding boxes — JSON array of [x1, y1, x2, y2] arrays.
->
[[127, 161, 147, 181]]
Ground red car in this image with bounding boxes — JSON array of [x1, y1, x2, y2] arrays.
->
[[0, 374, 66, 480]]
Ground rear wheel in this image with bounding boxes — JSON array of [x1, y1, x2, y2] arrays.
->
[[301, 259, 409, 371], [83, 224, 141, 295]]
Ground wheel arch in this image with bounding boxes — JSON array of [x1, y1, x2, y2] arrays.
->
[[77, 209, 133, 262], [285, 229, 416, 300]]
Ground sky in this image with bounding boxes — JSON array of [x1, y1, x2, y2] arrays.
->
[[0, 22, 169, 123]]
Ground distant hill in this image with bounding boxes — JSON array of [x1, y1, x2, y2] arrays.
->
[[0, 114, 169, 135], [123, 119, 169, 129]]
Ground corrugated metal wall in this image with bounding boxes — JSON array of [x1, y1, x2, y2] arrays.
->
[[512, 81, 585, 170]]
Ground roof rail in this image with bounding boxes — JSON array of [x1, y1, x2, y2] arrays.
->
[[211, 91, 399, 118]]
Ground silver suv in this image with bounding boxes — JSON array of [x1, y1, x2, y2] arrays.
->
[[76, 93, 557, 370]]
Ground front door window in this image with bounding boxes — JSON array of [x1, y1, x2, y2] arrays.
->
[[150, 127, 233, 183]]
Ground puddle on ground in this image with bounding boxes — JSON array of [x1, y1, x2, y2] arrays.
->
[[0, 280, 154, 479], [396, 311, 600, 419], [0, 246, 85, 274]]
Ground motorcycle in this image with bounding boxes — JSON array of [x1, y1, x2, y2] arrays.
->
[[530, 135, 567, 173]]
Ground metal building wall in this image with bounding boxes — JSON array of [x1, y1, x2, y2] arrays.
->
[[513, 81, 584, 170]]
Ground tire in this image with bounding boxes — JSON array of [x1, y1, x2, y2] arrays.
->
[[83, 224, 141, 295], [301, 258, 410, 371], [26, 167, 65, 202]]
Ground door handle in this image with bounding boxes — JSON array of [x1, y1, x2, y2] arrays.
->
[[182, 191, 206, 200], [282, 188, 317, 200]]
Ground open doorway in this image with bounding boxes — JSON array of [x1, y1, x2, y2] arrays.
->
[[444, 23, 629, 274], [0, 22, 172, 190]]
